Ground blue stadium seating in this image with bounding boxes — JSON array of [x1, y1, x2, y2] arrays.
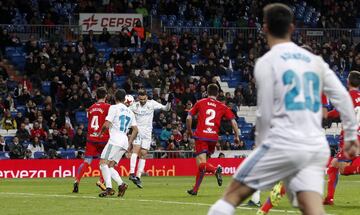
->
[[75, 111, 87, 125], [60, 150, 76, 159], [34, 151, 45, 159]]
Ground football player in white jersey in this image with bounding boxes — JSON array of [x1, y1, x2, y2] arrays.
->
[[97, 89, 138, 198], [208, 3, 359, 215], [128, 89, 172, 188]]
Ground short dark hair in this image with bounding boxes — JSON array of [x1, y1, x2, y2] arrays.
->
[[138, 89, 147, 97], [263, 3, 294, 38], [207, 84, 219, 97], [348, 71, 360, 88], [115, 89, 126, 102], [96, 87, 107, 100]]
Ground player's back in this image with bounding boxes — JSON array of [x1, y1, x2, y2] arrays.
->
[[107, 103, 135, 141], [87, 102, 111, 143], [259, 42, 328, 146], [190, 98, 234, 141]]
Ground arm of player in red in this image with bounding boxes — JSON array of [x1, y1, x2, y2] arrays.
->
[[186, 102, 199, 137]]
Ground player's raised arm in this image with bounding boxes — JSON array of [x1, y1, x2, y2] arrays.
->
[[322, 59, 359, 157], [152, 93, 174, 111], [254, 58, 275, 146]]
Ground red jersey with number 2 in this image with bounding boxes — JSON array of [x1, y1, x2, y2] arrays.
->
[[87, 102, 111, 143], [189, 98, 235, 142]]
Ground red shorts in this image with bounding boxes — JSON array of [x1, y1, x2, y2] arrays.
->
[[84, 142, 106, 158], [195, 140, 217, 155]]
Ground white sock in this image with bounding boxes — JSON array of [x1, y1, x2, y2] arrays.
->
[[109, 167, 123, 186], [100, 164, 112, 188], [251, 190, 261, 203], [208, 199, 235, 215], [130, 153, 138, 174], [136, 159, 146, 178]]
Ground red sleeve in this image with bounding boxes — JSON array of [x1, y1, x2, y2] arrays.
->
[[224, 106, 235, 120], [327, 109, 340, 119], [188, 102, 200, 116]]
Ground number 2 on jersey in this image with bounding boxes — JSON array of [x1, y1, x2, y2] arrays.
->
[[119, 115, 131, 132], [283, 70, 320, 112], [205, 109, 216, 126], [90, 116, 99, 130]]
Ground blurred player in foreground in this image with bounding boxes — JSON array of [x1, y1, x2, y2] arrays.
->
[[324, 70, 360, 205], [186, 84, 240, 195], [128, 89, 172, 188], [73, 87, 110, 193], [98, 89, 138, 197], [208, 3, 358, 215]]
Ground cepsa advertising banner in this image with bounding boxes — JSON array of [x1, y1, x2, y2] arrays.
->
[[80, 13, 143, 32], [0, 158, 244, 179]]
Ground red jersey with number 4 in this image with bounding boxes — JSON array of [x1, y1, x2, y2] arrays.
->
[[87, 102, 111, 143], [189, 98, 235, 142]]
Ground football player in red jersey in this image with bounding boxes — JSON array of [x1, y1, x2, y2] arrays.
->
[[73, 87, 111, 193], [324, 70, 360, 205], [186, 84, 240, 195]]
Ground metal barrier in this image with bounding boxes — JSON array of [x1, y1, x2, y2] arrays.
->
[[163, 26, 360, 44], [0, 24, 81, 42]]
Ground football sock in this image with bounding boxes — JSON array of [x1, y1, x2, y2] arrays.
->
[[326, 166, 339, 199], [75, 162, 89, 183], [100, 164, 112, 189], [208, 199, 235, 215], [342, 165, 360, 175], [193, 163, 206, 192], [130, 153, 138, 174], [205, 163, 216, 173], [260, 198, 273, 214], [137, 159, 146, 178], [99, 173, 104, 184], [252, 190, 261, 203], [109, 167, 123, 186]]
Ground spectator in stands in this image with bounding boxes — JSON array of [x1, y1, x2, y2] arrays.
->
[[160, 123, 172, 143], [9, 137, 24, 159], [1, 111, 17, 130], [14, 112, 24, 129], [73, 127, 86, 150], [31, 121, 47, 140], [98, 28, 111, 43], [16, 123, 31, 144], [0, 135, 8, 152], [59, 128, 73, 149], [27, 136, 45, 158]]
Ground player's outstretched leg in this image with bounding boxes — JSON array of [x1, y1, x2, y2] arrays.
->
[[73, 158, 92, 193], [188, 162, 207, 195], [257, 182, 286, 214], [324, 166, 339, 205], [96, 174, 106, 191], [129, 152, 138, 180], [99, 162, 115, 197], [109, 166, 128, 197]]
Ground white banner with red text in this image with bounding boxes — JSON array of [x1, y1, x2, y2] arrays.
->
[[79, 13, 143, 33]]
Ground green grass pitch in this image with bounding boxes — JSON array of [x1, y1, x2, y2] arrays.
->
[[0, 176, 359, 214]]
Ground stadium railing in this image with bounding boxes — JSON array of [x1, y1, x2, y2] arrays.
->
[[0, 24, 81, 42], [163, 26, 360, 44]]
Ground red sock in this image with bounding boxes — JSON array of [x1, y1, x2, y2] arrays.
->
[[280, 184, 286, 196], [193, 163, 206, 192], [205, 163, 216, 173], [326, 166, 339, 199], [260, 198, 273, 214], [342, 165, 360, 175], [75, 162, 90, 183]]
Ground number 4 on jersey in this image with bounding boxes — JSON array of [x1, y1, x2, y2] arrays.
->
[[91, 116, 99, 130]]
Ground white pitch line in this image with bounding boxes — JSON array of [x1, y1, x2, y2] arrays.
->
[[0, 192, 333, 214]]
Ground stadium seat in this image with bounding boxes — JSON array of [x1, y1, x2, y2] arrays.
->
[[34, 152, 45, 159], [75, 111, 87, 124], [60, 150, 76, 159]]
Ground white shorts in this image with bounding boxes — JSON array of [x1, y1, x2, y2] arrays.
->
[[133, 132, 152, 150], [100, 143, 126, 164], [234, 143, 330, 197]]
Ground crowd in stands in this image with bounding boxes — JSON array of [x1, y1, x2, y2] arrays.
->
[[0, 0, 359, 159]]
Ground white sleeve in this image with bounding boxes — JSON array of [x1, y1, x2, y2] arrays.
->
[[151, 100, 170, 111], [321, 58, 357, 141], [130, 111, 137, 127], [105, 106, 116, 124], [254, 58, 274, 145]]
